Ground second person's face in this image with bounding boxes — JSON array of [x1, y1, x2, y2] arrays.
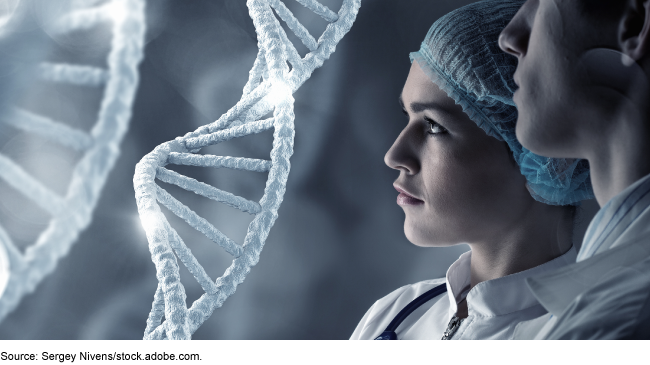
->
[[498, 0, 620, 160]]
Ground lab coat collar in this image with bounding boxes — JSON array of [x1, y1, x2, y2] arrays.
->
[[578, 173, 650, 261], [445, 247, 577, 318], [527, 173, 650, 317], [445, 251, 472, 316]]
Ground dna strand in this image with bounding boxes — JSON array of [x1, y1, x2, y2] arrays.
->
[[0, 0, 146, 320], [134, 0, 361, 340]]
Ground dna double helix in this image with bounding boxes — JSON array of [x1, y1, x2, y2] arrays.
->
[[0, 0, 146, 321], [134, 0, 361, 340]]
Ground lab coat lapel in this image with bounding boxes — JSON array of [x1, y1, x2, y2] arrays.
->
[[527, 173, 650, 317], [579, 173, 650, 261], [527, 239, 650, 317]]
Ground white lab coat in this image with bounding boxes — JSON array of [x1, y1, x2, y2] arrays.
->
[[350, 247, 577, 340], [515, 173, 650, 340]]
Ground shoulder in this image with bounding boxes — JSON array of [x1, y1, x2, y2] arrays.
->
[[547, 257, 650, 339], [350, 278, 447, 340]]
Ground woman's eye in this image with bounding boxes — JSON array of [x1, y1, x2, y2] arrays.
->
[[426, 118, 447, 135]]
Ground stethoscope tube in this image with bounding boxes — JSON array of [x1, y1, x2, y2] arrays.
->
[[374, 283, 447, 340]]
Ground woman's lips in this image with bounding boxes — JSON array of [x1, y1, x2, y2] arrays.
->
[[394, 185, 424, 206]]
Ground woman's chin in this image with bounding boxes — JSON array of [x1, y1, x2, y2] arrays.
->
[[410, 241, 461, 248], [404, 225, 460, 248]]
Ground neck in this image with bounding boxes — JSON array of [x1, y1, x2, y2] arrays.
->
[[466, 201, 573, 289], [584, 60, 650, 206], [587, 98, 650, 207]]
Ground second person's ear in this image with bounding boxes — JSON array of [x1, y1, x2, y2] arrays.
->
[[619, 0, 650, 63]]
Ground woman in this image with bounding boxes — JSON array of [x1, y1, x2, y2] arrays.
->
[[350, 0, 594, 340]]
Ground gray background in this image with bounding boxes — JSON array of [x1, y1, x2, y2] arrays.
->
[[0, 0, 598, 339]]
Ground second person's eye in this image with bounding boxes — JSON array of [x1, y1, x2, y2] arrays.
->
[[426, 118, 447, 135]]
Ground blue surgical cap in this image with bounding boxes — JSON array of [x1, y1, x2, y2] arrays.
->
[[410, 0, 594, 206]]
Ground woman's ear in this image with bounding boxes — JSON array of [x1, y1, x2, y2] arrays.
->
[[619, 0, 650, 62]]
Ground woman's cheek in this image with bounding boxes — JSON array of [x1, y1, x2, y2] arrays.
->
[[432, 144, 506, 223], [421, 157, 473, 233]]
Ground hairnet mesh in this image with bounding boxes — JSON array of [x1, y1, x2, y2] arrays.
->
[[410, 0, 594, 206]]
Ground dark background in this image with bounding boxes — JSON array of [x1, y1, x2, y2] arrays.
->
[[0, 0, 598, 339]]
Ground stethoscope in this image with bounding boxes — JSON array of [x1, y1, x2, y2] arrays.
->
[[374, 283, 447, 340]]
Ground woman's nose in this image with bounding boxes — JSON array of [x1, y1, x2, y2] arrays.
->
[[384, 126, 420, 175], [498, 4, 531, 58]]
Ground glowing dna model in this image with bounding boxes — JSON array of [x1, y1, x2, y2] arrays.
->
[[134, 0, 361, 340], [0, 0, 146, 321]]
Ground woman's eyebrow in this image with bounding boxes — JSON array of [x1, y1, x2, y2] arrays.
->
[[398, 95, 450, 114]]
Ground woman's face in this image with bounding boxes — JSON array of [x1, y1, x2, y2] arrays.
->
[[385, 61, 534, 247]]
